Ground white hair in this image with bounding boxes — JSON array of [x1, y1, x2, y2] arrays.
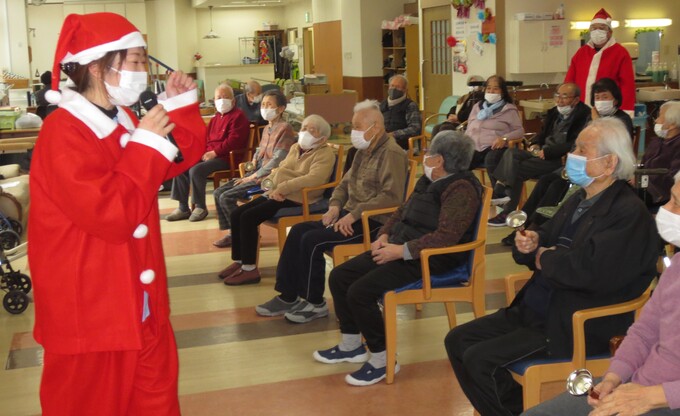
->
[[216, 83, 233, 95], [353, 99, 380, 113], [302, 114, 331, 139], [674, 171, 680, 183], [588, 117, 636, 180], [661, 101, 680, 127], [389, 74, 408, 88]]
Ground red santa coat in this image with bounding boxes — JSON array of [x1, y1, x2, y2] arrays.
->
[[28, 88, 206, 354], [564, 38, 635, 115]]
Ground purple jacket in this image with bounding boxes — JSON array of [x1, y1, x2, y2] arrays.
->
[[641, 133, 680, 204], [466, 102, 524, 152], [608, 252, 680, 409]]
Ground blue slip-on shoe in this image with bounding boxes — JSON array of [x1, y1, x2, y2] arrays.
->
[[344, 362, 401, 387], [313, 344, 369, 364]]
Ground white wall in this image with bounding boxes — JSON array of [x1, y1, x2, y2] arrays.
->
[[311, 0, 341, 23], [1, 0, 30, 78], [175, 0, 198, 72]]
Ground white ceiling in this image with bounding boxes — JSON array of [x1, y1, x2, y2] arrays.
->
[[193, 0, 299, 8]]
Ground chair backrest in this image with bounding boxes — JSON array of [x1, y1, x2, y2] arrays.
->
[[468, 186, 492, 277], [438, 95, 459, 117], [404, 159, 418, 199], [324, 143, 344, 198]]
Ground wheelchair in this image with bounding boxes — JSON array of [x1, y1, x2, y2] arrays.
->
[[0, 243, 30, 314]]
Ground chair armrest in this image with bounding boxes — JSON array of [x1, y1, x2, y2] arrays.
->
[[507, 137, 525, 149], [424, 113, 449, 126], [504, 271, 533, 306], [360, 207, 399, 249], [407, 135, 426, 162], [300, 181, 339, 218], [571, 288, 652, 368], [419, 239, 486, 298]]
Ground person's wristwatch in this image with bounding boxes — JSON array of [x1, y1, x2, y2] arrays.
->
[[502, 137, 508, 142]]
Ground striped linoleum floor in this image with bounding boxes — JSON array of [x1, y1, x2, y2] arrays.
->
[[1, 191, 563, 416]]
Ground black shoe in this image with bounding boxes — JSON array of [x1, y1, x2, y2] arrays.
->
[[501, 231, 516, 246]]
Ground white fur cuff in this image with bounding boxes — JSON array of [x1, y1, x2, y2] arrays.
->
[[129, 129, 178, 162]]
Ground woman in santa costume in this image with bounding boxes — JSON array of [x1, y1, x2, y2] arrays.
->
[[27, 13, 206, 415], [564, 8, 635, 117]]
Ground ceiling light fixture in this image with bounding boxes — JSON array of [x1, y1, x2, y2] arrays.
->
[[570, 20, 620, 30], [203, 6, 220, 39], [624, 18, 672, 28]]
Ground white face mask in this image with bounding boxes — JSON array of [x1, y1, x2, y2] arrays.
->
[[485, 93, 502, 104], [656, 206, 680, 247], [590, 29, 608, 46], [654, 123, 669, 139], [215, 98, 233, 114], [557, 105, 573, 116], [252, 94, 263, 104], [298, 130, 321, 150], [423, 155, 437, 181], [594, 100, 616, 116], [260, 107, 279, 121], [350, 127, 372, 150], [105, 68, 147, 106]]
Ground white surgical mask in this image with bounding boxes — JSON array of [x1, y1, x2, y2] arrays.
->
[[485, 93, 502, 104], [252, 94, 263, 104], [350, 128, 371, 150], [656, 206, 680, 247], [590, 29, 608, 46], [654, 123, 669, 139], [423, 155, 437, 180], [215, 98, 233, 114], [298, 130, 321, 150], [557, 105, 573, 116], [260, 107, 279, 121], [594, 100, 616, 116], [105, 68, 148, 106]]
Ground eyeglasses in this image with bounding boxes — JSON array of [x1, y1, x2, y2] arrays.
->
[[554, 93, 576, 100]]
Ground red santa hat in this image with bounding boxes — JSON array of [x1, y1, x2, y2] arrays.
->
[[46, 12, 146, 104], [591, 8, 613, 28]]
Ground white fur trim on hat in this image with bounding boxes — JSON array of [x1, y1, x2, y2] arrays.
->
[[61, 32, 146, 65]]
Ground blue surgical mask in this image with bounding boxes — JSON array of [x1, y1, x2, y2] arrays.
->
[[565, 153, 608, 187]]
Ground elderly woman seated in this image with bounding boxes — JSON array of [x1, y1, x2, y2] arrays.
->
[[219, 114, 336, 286], [311, 131, 483, 387], [445, 118, 660, 416], [522, 174, 680, 416], [465, 74, 524, 186]]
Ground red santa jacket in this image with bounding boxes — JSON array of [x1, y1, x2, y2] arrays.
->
[[564, 38, 635, 115], [28, 88, 206, 354]]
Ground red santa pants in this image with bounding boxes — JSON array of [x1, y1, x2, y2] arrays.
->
[[40, 316, 180, 416]]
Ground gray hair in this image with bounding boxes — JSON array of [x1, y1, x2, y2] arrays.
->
[[675, 171, 680, 183], [589, 117, 636, 180], [428, 130, 475, 173], [389, 74, 408, 88], [244, 80, 261, 94], [302, 114, 331, 139], [661, 101, 680, 127]]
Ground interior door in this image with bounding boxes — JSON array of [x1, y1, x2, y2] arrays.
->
[[422, 6, 453, 116]]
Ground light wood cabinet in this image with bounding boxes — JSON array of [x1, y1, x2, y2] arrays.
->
[[382, 25, 420, 102], [507, 20, 568, 74]]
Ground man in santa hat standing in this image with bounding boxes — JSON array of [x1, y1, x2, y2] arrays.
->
[[28, 12, 206, 415], [564, 8, 635, 117]]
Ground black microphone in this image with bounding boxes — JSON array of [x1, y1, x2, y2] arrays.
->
[[139, 90, 184, 163]]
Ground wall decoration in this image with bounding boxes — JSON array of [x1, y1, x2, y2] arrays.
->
[[451, 0, 473, 19], [476, 7, 496, 44]]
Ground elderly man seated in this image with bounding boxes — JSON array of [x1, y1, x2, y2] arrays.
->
[[312, 131, 483, 387], [235, 80, 266, 125], [380, 74, 421, 150], [254, 99, 408, 323], [445, 118, 660, 416], [522, 174, 680, 416], [166, 84, 250, 222], [488, 82, 590, 226]]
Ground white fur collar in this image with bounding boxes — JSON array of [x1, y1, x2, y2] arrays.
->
[[58, 88, 132, 139]]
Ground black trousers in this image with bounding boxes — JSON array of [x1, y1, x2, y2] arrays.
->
[[470, 148, 507, 188], [445, 307, 549, 416], [329, 251, 455, 353], [275, 218, 382, 305], [494, 149, 563, 215], [521, 172, 570, 227], [230, 197, 299, 264]]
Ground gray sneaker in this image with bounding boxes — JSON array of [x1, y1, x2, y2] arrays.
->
[[256, 296, 301, 317], [189, 207, 208, 222], [166, 208, 191, 221], [284, 300, 329, 323]]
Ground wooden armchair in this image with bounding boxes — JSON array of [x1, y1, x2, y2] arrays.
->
[[503, 271, 652, 410], [382, 185, 492, 384], [331, 159, 419, 266], [211, 123, 260, 188], [406, 135, 426, 164]]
